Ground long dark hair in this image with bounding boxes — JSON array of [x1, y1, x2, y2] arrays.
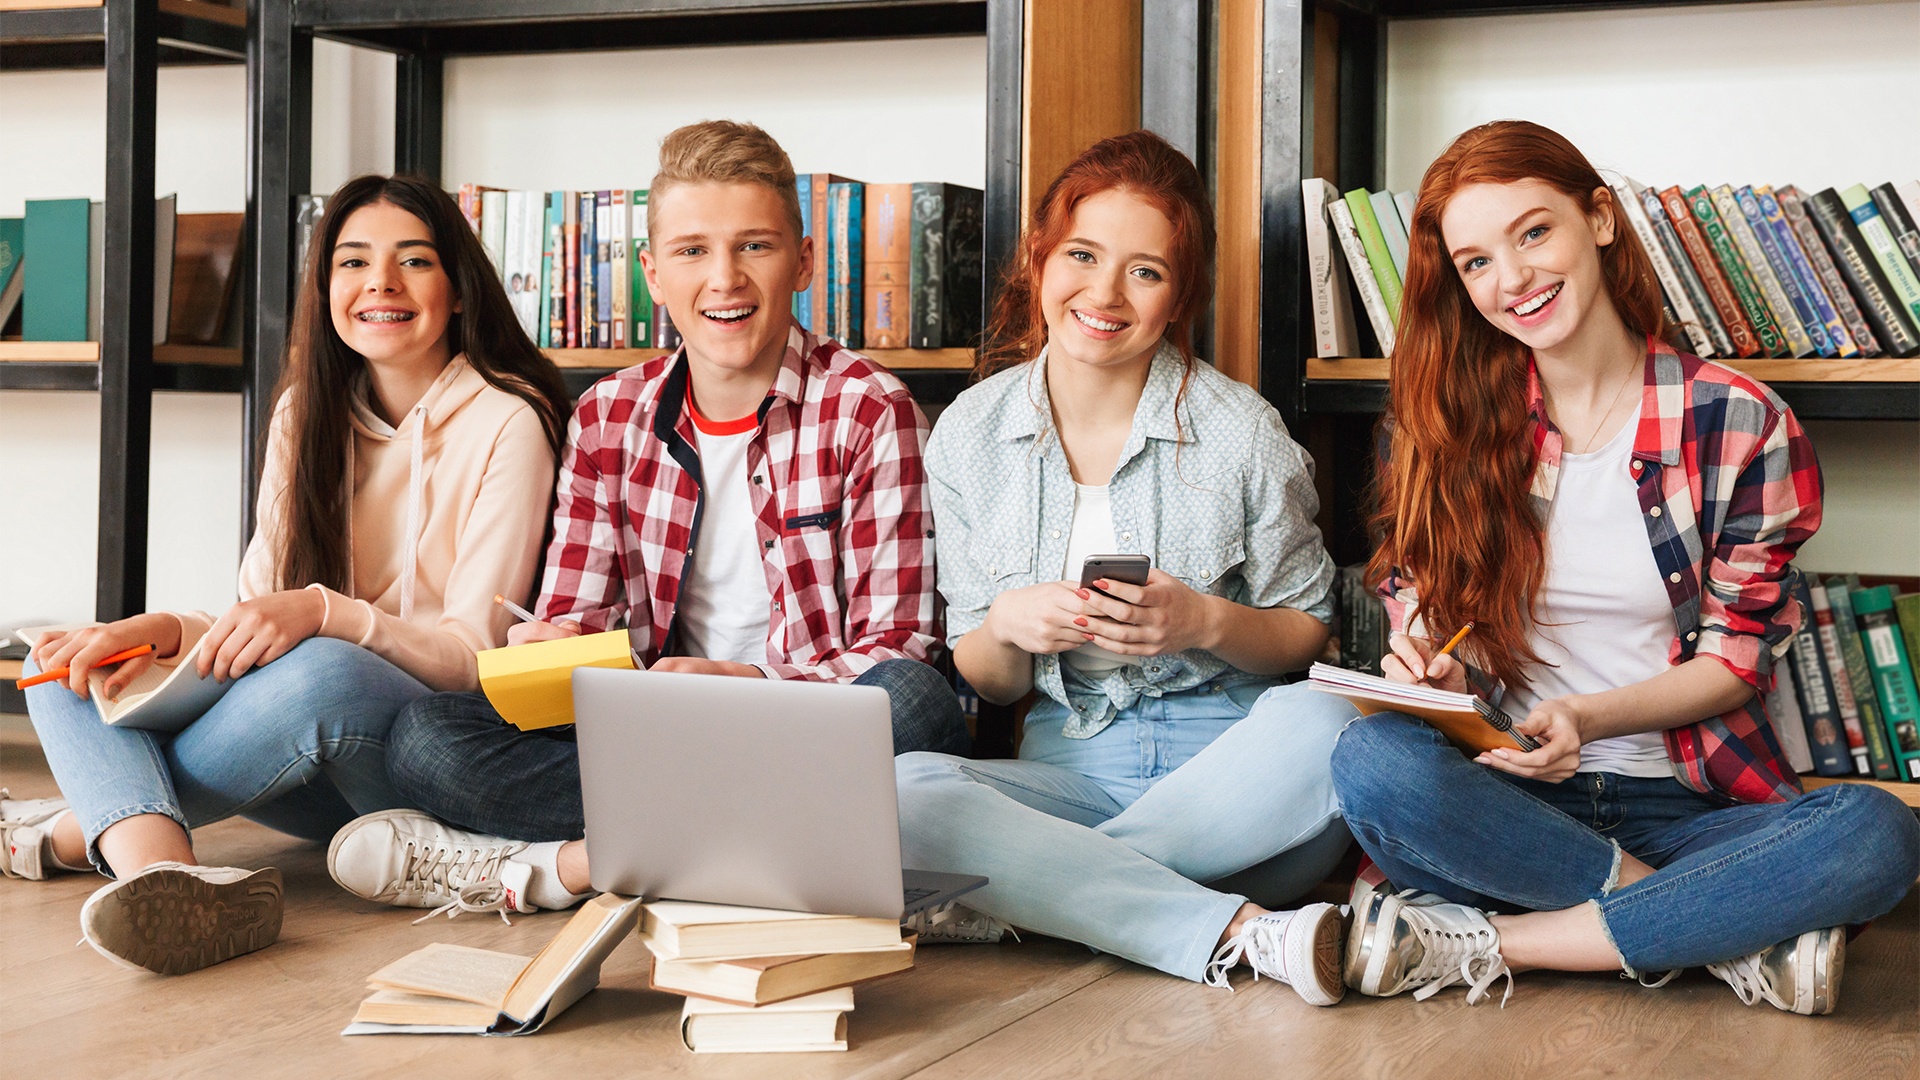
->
[[272, 174, 570, 594], [1366, 121, 1668, 688]]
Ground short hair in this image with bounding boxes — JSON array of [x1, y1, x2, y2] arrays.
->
[[648, 120, 803, 243]]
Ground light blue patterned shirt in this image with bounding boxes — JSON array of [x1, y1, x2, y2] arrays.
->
[[927, 344, 1336, 738]]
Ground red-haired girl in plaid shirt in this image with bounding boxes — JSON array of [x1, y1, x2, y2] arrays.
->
[[1330, 121, 1918, 1015]]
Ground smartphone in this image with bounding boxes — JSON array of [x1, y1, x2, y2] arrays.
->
[[1080, 554, 1151, 597]]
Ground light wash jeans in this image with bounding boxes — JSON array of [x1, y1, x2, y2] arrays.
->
[[25, 637, 431, 874], [894, 678, 1358, 982], [1332, 711, 1920, 975]]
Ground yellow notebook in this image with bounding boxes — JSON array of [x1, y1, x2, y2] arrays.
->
[[476, 630, 637, 730]]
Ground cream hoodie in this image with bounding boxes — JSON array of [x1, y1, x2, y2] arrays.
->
[[169, 356, 557, 692]]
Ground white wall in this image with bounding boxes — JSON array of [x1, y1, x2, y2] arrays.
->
[[1387, 0, 1920, 575], [0, 36, 984, 624]]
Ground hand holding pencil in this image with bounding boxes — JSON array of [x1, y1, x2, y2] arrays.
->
[[1381, 621, 1473, 695], [24, 612, 183, 701]]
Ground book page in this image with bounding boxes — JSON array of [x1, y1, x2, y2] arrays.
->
[[500, 893, 644, 1025], [365, 942, 530, 1007], [351, 990, 501, 1029], [98, 635, 232, 732]]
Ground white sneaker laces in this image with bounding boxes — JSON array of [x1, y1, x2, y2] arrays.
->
[[1203, 911, 1290, 990], [1705, 952, 1776, 1008], [1403, 906, 1514, 1007], [394, 838, 516, 918], [412, 878, 515, 927], [904, 904, 1015, 943]]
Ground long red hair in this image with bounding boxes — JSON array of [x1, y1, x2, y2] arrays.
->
[[1366, 120, 1668, 689], [976, 130, 1215, 381]]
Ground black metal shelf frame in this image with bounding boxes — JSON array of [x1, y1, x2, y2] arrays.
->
[[0, 2, 247, 70]]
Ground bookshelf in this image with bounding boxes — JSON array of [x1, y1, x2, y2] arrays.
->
[[245, 0, 1153, 533], [0, 0, 247, 620]]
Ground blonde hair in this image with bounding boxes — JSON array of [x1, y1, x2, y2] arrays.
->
[[648, 120, 803, 241]]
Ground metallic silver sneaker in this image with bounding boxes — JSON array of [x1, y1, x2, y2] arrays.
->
[[1346, 891, 1513, 1006], [1707, 926, 1845, 1016]]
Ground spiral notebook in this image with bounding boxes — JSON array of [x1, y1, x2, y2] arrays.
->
[[1306, 663, 1538, 754]]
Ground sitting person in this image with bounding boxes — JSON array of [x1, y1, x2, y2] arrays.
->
[[891, 131, 1360, 1004], [327, 120, 969, 918], [1329, 120, 1920, 1014], [8, 175, 569, 974]]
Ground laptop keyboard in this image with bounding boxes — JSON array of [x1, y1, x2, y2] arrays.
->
[[903, 885, 938, 906]]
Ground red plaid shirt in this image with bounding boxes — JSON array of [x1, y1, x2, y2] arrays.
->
[[535, 326, 937, 681], [1382, 336, 1823, 804]]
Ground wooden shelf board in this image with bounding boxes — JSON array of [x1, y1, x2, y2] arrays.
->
[[0, 0, 102, 10], [1802, 775, 1920, 809], [0, 343, 240, 365], [543, 347, 975, 372], [0, 659, 22, 681], [1304, 357, 1920, 384]]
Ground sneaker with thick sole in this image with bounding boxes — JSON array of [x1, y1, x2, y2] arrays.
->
[[2, 791, 75, 880], [1347, 854, 1446, 924], [1204, 902, 1349, 1006], [903, 903, 1014, 944], [78, 862, 283, 975], [1346, 892, 1514, 1006], [1707, 926, 1845, 1016], [328, 809, 535, 923]]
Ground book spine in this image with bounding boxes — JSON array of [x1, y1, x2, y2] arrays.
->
[[1343, 188, 1402, 325], [578, 192, 597, 348], [1839, 184, 1920, 328], [1788, 579, 1852, 777], [480, 190, 508, 276], [610, 189, 629, 350], [1870, 182, 1920, 288], [1369, 188, 1410, 280], [793, 177, 814, 329], [631, 190, 652, 349], [1896, 593, 1920, 687], [863, 184, 911, 349], [1718, 185, 1814, 356], [1326, 198, 1396, 356], [1764, 660, 1817, 775], [1688, 186, 1788, 356], [1898, 181, 1920, 246], [1806, 188, 1920, 357], [594, 192, 612, 348], [829, 181, 864, 348], [1777, 186, 1880, 358], [458, 183, 480, 234], [563, 193, 580, 349], [1757, 186, 1857, 358], [536, 193, 554, 349], [1809, 582, 1872, 775], [1640, 184, 1729, 357], [908, 182, 940, 349], [1823, 578, 1899, 779], [1305, 179, 1363, 357], [1661, 186, 1759, 358], [810, 176, 833, 338], [943, 185, 983, 348], [1853, 588, 1920, 782], [1614, 178, 1714, 357], [1735, 186, 1832, 357]]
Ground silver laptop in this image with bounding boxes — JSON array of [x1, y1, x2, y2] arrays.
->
[[572, 666, 984, 920]]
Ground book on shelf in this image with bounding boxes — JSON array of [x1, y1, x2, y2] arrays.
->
[[648, 932, 916, 1007], [1850, 585, 1920, 783], [863, 183, 912, 349], [1369, 189, 1410, 281], [828, 180, 865, 348], [0, 217, 23, 334], [1838, 184, 1920, 328], [456, 183, 502, 237], [1724, 185, 1824, 357], [1606, 173, 1718, 358], [908, 182, 984, 350], [1801, 188, 1920, 357], [653, 300, 682, 352], [794, 176, 816, 329], [1819, 577, 1898, 779], [1869, 183, 1920, 280], [22, 198, 90, 343], [1660, 185, 1762, 359], [1754, 185, 1859, 359], [1776, 186, 1884, 358], [800, 174, 858, 336], [1765, 659, 1816, 775], [167, 211, 242, 348], [637, 901, 903, 962], [678, 987, 853, 1054], [1323, 196, 1396, 356], [631, 190, 653, 348], [1786, 578, 1852, 777], [610, 188, 630, 349], [562, 193, 581, 348], [1808, 581, 1875, 775], [594, 191, 613, 348], [1897, 593, 1920, 679], [480, 189, 508, 277], [1342, 187, 1402, 326], [578, 191, 599, 348], [13, 624, 230, 733], [1301, 179, 1362, 359], [1689, 185, 1789, 357], [343, 893, 643, 1036]]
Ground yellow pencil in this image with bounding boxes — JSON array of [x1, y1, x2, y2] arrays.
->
[[1436, 621, 1475, 658]]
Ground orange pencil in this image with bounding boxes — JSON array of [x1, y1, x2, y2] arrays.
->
[[16, 643, 157, 690], [1435, 621, 1475, 658]]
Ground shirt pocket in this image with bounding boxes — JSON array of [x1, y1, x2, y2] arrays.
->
[[969, 537, 1036, 593], [781, 503, 842, 567], [1160, 534, 1246, 594]]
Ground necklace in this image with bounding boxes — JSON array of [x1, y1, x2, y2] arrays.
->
[[1549, 359, 1640, 455]]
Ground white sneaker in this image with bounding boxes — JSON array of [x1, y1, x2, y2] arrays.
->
[[1346, 892, 1514, 1006], [903, 903, 1014, 944], [1204, 902, 1349, 1006], [1346, 856, 1444, 924], [327, 809, 535, 924], [1707, 926, 1845, 1016], [2, 791, 75, 880], [78, 861, 283, 975]]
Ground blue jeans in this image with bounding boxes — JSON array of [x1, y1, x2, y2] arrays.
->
[[894, 680, 1357, 982], [386, 657, 970, 842], [1332, 711, 1920, 975], [25, 637, 431, 873]]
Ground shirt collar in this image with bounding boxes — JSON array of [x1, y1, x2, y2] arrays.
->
[[650, 322, 811, 442], [1525, 333, 1682, 469], [995, 340, 1190, 444]]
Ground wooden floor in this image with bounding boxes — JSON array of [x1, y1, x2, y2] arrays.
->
[[3, 733, 1917, 1080]]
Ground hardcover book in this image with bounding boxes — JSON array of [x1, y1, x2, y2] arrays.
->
[[630, 190, 652, 348], [648, 934, 915, 1007], [1850, 586, 1920, 782], [1823, 577, 1898, 779], [1608, 174, 1715, 357], [1660, 186, 1760, 358], [539, 192, 560, 349], [610, 189, 629, 350], [638, 901, 903, 962], [1869, 183, 1920, 282], [907, 182, 983, 349], [1787, 579, 1852, 777], [1755, 186, 1858, 359], [1837, 184, 1920, 327], [801, 174, 858, 338], [1763, 660, 1816, 775], [1808, 582, 1872, 775], [562, 192, 580, 349], [1715, 185, 1814, 356], [1303, 179, 1363, 358], [862, 183, 912, 350], [679, 988, 852, 1054], [578, 191, 597, 348], [1326, 198, 1396, 356], [1732, 186, 1830, 357], [1370, 188, 1410, 280], [480, 190, 508, 277], [593, 191, 612, 348], [0, 217, 21, 332], [1343, 188, 1402, 325], [1776, 186, 1880, 358], [794, 177, 814, 329], [166, 211, 242, 347], [828, 181, 865, 348], [22, 198, 89, 342], [1804, 188, 1920, 357], [1686, 186, 1788, 356]]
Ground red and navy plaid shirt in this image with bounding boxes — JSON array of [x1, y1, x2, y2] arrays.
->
[[1382, 336, 1823, 805], [535, 325, 937, 681]]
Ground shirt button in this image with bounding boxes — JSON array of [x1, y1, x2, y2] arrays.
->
[[1051, 529, 1061, 539], [1686, 631, 1698, 641], [1669, 572, 1682, 583], [752, 475, 763, 485], [1650, 506, 1663, 518], [988, 566, 996, 575], [1631, 461, 1643, 472], [764, 540, 775, 550], [1121, 532, 1132, 542]]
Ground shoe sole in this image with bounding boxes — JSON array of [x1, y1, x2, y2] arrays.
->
[[1286, 902, 1349, 1007], [82, 867, 283, 975], [1345, 889, 1411, 996], [1798, 927, 1844, 1016]]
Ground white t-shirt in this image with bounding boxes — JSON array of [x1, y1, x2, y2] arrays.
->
[[674, 399, 773, 666], [1060, 483, 1131, 676], [1512, 406, 1675, 778]]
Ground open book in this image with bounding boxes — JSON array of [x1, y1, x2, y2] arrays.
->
[[1306, 663, 1538, 754], [16, 624, 231, 733], [342, 893, 643, 1036]]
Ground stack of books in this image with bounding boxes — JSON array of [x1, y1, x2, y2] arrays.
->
[[638, 900, 917, 1054], [1770, 576, 1920, 785], [1303, 176, 1920, 362]]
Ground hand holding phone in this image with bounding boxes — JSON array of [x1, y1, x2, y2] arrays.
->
[[1079, 554, 1151, 598]]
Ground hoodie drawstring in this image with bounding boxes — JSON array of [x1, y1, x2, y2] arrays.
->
[[400, 402, 426, 620]]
